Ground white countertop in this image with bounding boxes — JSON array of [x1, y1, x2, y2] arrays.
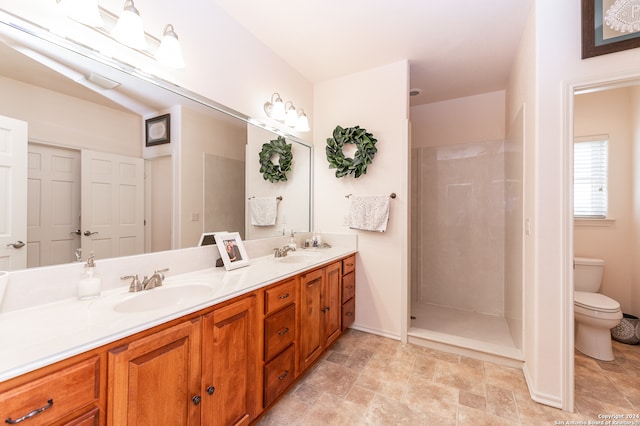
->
[[0, 246, 355, 383]]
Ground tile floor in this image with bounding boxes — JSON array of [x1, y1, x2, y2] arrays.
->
[[257, 330, 640, 425]]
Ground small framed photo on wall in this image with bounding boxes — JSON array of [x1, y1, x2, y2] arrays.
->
[[214, 232, 250, 270], [145, 114, 171, 146]]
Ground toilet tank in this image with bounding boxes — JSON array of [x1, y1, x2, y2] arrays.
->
[[574, 257, 604, 292]]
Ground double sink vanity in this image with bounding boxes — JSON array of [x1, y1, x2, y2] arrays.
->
[[0, 239, 357, 425]]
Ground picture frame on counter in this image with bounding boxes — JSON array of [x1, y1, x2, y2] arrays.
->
[[214, 232, 249, 270]]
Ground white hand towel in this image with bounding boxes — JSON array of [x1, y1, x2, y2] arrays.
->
[[348, 195, 390, 232], [250, 197, 278, 226]]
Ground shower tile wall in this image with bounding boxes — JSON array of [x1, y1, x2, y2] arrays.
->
[[413, 141, 506, 315]]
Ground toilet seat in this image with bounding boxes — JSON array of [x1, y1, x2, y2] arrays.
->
[[574, 291, 620, 313]]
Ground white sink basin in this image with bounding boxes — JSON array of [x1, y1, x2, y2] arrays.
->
[[277, 252, 322, 264], [113, 284, 212, 313]]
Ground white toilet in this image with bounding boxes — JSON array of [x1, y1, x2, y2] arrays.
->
[[574, 257, 622, 361]]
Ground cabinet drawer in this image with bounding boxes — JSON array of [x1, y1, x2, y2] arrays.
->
[[1, 356, 100, 426], [342, 255, 355, 275], [342, 272, 355, 302], [264, 279, 296, 315], [265, 304, 296, 361], [342, 297, 355, 331], [263, 345, 295, 408]]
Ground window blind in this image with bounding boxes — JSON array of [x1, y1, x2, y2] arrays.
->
[[573, 140, 608, 218]]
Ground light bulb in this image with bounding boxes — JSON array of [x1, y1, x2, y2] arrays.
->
[[112, 0, 147, 50], [156, 24, 185, 68]]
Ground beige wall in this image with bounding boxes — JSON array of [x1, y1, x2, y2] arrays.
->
[[0, 75, 140, 156], [411, 90, 506, 148], [633, 87, 640, 318], [574, 88, 635, 315], [313, 61, 409, 338], [179, 106, 246, 248]]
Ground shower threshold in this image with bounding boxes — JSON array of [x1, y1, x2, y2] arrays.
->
[[408, 303, 523, 365]]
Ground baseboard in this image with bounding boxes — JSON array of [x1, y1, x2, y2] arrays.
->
[[522, 363, 564, 409], [349, 323, 401, 341]]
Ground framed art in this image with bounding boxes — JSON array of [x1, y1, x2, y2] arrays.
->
[[145, 113, 171, 146], [214, 232, 249, 270], [582, 0, 640, 58]]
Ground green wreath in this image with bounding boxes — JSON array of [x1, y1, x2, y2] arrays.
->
[[259, 136, 293, 182], [325, 125, 378, 178]]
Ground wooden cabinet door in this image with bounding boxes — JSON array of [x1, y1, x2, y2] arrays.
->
[[202, 295, 258, 426], [298, 268, 324, 372], [323, 261, 342, 348], [107, 319, 201, 426]]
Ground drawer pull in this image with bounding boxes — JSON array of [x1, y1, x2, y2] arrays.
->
[[321, 306, 330, 313], [346, 285, 354, 289], [277, 293, 290, 300], [277, 327, 290, 336], [5, 399, 54, 424], [345, 312, 353, 317], [278, 370, 289, 381]]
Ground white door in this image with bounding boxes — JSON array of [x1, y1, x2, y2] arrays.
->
[[27, 144, 81, 267], [81, 150, 144, 261], [0, 116, 27, 270]]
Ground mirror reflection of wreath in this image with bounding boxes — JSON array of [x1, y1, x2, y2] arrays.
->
[[259, 136, 293, 182], [325, 125, 378, 178]]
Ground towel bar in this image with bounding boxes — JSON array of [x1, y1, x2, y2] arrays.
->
[[248, 196, 283, 201], [345, 193, 396, 199]]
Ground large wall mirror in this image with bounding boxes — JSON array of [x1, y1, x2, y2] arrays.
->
[[0, 15, 311, 271]]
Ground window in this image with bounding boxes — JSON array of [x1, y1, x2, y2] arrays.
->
[[573, 139, 608, 218]]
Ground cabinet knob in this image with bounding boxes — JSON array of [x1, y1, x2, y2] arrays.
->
[[206, 386, 215, 395], [192, 395, 201, 406], [277, 327, 290, 336], [278, 370, 289, 381]]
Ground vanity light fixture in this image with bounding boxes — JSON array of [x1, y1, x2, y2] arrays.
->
[[264, 93, 310, 132], [112, 0, 147, 50], [295, 109, 310, 132], [58, 0, 104, 27], [264, 93, 286, 121], [156, 24, 185, 69], [284, 101, 298, 127]]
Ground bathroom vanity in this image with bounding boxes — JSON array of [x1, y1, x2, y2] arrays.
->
[[0, 248, 356, 425]]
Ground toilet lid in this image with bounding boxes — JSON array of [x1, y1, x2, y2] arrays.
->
[[574, 291, 620, 313]]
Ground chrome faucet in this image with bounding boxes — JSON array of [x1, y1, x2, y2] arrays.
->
[[273, 246, 296, 258]]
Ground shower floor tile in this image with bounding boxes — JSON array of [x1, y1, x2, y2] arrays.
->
[[411, 302, 516, 348]]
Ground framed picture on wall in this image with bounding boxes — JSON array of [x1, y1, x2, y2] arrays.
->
[[582, 0, 640, 58], [214, 232, 249, 270], [145, 114, 171, 146]]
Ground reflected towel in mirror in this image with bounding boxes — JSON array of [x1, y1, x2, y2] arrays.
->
[[348, 195, 390, 232], [250, 197, 278, 226]]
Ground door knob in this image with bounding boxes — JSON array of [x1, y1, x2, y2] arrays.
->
[[6, 241, 25, 249], [70, 230, 81, 235], [83, 231, 98, 236]]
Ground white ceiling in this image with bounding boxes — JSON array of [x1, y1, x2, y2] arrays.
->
[[213, 0, 534, 106]]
